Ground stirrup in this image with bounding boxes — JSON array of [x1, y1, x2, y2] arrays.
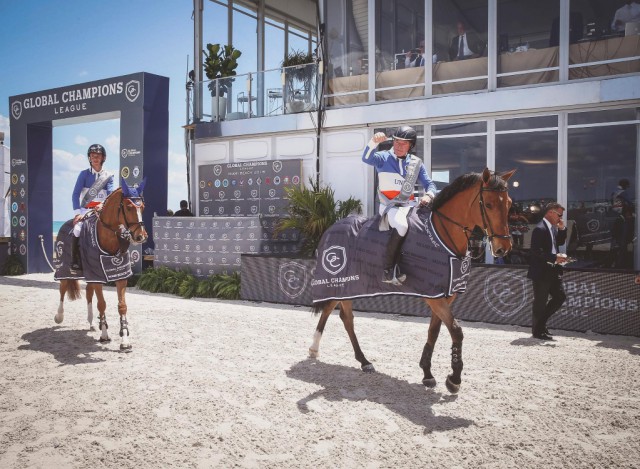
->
[[394, 265, 407, 283]]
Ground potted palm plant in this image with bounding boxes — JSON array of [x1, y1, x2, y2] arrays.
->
[[281, 49, 315, 114], [275, 178, 362, 257], [204, 43, 242, 121]]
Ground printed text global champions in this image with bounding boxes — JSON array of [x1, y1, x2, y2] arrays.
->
[[18, 82, 125, 110]]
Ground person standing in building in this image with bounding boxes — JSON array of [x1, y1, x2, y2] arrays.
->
[[527, 202, 569, 340], [70, 144, 114, 272], [610, 178, 635, 268], [174, 200, 194, 217], [362, 126, 437, 285], [611, 1, 640, 33]]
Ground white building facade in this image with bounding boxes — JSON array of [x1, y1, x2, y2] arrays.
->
[[190, 0, 640, 272]]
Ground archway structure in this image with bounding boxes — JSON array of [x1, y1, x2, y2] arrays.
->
[[9, 72, 169, 273]]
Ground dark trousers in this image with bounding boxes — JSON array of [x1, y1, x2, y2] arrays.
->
[[531, 273, 566, 335]]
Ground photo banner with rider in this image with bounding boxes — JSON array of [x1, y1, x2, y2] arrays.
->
[[8, 72, 168, 273]]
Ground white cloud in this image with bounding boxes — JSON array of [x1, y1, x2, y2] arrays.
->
[[105, 134, 119, 156], [74, 135, 89, 147]]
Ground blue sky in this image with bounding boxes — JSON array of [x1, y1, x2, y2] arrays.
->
[[0, 1, 203, 220]]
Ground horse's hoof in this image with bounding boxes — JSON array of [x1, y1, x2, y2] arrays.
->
[[54, 315, 63, 324], [362, 364, 376, 373], [89, 326, 96, 332], [445, 375, 461, 394], [422, 377, 437, 388], [99, 337, 112, 343], [308, 348, 319, 358], [120, 344, 132, 352]]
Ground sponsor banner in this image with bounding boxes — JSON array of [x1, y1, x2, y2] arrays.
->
[[241, 257, 640, 337], [198, 159, 302, 217], [152, 216, 301, 276]]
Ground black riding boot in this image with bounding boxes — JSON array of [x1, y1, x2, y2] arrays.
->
[[382, 229, 407, 284], [70, 236, 82, 272]]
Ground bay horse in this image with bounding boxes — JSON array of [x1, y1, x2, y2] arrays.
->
[[54, 179, 148, 351], [309, 168, 515, 393]]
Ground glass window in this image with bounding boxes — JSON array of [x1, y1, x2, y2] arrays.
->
[[569, 0, 640, 80], [432, 121, 487, 136], [374, 0, 425, 102], [495, 123, 558, 265], [325, 0, 368, 106], [496, 115, 558, 131], [432, 0, 488, 95], [568, 108, 638, 125], [497, 0, 560, 88], [431, 130, 487, 261], [567, 115, 638, 271]]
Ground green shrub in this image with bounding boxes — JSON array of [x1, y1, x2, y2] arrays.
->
[[137, 266, 241, 300], [212, 272, 241, 299], [2, 254, 25, 276]]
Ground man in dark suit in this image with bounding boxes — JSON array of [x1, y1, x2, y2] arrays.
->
[[449, 20, 485, 61], [527, 202, 569, 340]]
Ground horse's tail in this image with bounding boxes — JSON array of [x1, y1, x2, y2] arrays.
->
[[312, 301, 325, 316], [66, 280, 81, 301], [312, 299, 339, 316]]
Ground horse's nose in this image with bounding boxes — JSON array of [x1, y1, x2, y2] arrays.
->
[[494, 248, 505, 257]]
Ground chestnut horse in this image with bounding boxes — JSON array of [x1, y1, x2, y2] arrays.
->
[[310, 168, 515, 393], [54, 179, 148, 351]]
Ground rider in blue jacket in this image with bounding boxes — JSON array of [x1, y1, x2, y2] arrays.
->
[[362, 126, 437, 284], [70, 144, 114, 271]]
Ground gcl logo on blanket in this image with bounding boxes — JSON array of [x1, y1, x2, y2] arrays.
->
[[322, 245, 347, 275], [278, 261, 308, 299]]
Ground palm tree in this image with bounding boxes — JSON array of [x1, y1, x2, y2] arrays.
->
[[275, 179, 362, 257]]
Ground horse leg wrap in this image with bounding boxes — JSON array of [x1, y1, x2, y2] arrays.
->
[[99, 316, 108, 330], [420, 343, 436, 387], [451, 343, 463, 377], [419, 343, 434, 373], [119, 318, 129, 337]]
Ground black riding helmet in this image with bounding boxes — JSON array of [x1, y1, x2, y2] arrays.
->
[[87, 144, 106, 164], [392, 125, 417, 152]]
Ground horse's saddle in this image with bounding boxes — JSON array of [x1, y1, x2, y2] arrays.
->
[[54, 216, 132, 283], [312, 208, 471, 303]]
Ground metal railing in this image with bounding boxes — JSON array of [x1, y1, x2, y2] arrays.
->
[[194, 63, 318, 122]]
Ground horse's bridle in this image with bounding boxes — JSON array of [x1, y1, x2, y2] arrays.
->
[[433, 179, 510, 257], [98, 191, 146, 246]]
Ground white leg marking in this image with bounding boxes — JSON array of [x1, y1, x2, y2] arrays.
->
[[100, 322, 110, 341], [309, 330, 322, 358], [54, 302, 64, 324], [87, 303, 94, 330]]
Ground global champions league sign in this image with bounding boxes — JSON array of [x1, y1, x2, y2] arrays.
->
[[11, 80, 141, 120], [9, 72, 169, 273]]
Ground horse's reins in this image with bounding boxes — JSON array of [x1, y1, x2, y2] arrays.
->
[[97, 190, 145, 252], [433, 177, 510, 258]]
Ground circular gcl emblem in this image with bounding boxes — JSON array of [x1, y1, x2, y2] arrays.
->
[[483, 271, 527, 318], [121, 167, 130, 178]]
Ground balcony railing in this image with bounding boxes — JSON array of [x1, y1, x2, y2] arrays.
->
[[194, 62, 318, 122]]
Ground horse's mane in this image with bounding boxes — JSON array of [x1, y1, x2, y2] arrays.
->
[[431, 171, 507, 210]]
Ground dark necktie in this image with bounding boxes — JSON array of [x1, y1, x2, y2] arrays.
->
[[458, 35, 464, 59]]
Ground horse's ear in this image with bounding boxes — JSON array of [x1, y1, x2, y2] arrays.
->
[[482, 167, 492, 183], [121, 178, 131, 197], [500, 169, 516, 182], [137, 177, 147, 195]]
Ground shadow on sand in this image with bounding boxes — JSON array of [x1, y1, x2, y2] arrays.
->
[[19, 326, 107, 365], [286, 358, 473, 433]]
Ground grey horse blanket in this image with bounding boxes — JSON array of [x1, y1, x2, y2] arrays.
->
[[311, 207, 471, 303], [53, 215, 132, 283]]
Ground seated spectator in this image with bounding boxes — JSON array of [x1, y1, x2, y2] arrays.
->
[[449, 20, 485, 61]]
